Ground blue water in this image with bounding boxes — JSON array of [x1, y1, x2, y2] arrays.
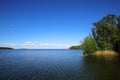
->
[[0, 49, 120, 80]]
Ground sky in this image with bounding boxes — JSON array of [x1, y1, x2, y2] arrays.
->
[[0, 0, 120, 49]]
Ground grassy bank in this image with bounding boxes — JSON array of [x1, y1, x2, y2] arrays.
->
[[84, 50, 119, 59], [95, 50, 118, 58]]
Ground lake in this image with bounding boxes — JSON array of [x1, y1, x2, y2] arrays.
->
[[0, 49, 120, 80]]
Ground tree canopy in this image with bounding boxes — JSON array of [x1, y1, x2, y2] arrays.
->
[[80, 35, 99, 54], [70, 14, 120, 55], [92, 14, 120, 53]]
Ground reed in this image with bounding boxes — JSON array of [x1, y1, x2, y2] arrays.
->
[[94, 50, 118, 58]]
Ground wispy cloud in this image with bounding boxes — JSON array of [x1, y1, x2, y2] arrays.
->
[[0, 41, 72, 49]]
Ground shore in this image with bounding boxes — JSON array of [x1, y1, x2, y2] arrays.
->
[[83, 50, 119, 59]]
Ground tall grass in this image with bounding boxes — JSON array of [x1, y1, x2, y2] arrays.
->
[[95, 50, 118, 59]]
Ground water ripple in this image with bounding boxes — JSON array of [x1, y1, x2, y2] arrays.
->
[[0, 50, 120, 80]]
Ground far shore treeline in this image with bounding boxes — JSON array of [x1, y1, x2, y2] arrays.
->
[[70, 14, 120, 56], [0, 47, 13, 50]]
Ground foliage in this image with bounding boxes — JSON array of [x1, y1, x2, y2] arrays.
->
[[69, 45, 81, 49], [92, 14, 120, 54], [80, 35, 100, 55], [70, 14, 120, 55]]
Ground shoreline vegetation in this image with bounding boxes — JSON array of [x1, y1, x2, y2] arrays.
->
[[83, 50, 118, 59], [70, 14, 120, 59], [69, 45, 81, 49], [94, 50, 118, 58], [0, 47, 13, 50]]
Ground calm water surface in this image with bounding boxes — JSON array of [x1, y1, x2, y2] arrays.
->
[[0, 49, 120, 80]]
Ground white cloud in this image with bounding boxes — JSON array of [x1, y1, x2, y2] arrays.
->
[[0, 41, 72, 49], [0, 43, 17, 47], [23, 41, 35, 46]]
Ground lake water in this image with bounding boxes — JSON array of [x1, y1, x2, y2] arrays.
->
[[0, 49, 120, 80]]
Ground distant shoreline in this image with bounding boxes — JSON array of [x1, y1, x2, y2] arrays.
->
[[0, 47, 13, 50]]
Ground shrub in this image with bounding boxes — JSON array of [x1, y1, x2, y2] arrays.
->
[[81, 35, 100, 55]]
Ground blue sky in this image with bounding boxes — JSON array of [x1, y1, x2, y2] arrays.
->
[[0, 0, 120, 49]]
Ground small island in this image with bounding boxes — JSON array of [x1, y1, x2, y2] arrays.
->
[[0, 47, 13, 50]]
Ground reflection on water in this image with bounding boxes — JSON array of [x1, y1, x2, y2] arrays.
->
[[83, 56, 120, 80], [0, 49, 120, 80]]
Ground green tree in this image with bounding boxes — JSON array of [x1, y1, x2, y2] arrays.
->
[[71, 14, 120, 55], [81, 35, 99, 55], [92, 14, 120, 54], [114, 15, 120, 53]]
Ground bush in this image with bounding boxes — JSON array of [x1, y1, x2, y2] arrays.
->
[[81, 35, 100, 55]]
